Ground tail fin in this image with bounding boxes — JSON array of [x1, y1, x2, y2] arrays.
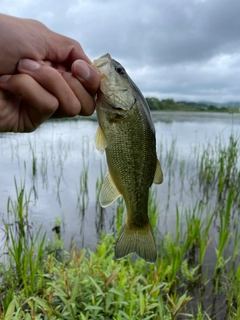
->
[[114, 222, 157, 263]]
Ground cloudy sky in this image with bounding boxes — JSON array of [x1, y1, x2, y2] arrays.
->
[[2, 0, 240, 103]]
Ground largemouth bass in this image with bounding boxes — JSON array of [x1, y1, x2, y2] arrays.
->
[[93, 53, 163, 263]]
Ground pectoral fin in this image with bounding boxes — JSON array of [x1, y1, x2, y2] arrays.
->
[[100, 172, 121, 207], [153, 159, 163, 184], [95, 126, 107, 154]]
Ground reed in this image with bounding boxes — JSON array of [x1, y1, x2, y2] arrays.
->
[[0, 180, 46, 311]]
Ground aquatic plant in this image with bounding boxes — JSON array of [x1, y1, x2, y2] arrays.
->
[[0, 180, 46, 310], [0, 128, 240, 318]]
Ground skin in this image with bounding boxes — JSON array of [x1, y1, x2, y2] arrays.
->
[[0, 14, 100, 132]]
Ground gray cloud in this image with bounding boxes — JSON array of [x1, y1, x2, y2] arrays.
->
[[2, 0, 240, 102]]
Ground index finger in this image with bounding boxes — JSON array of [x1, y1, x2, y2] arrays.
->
[[46, 32, 91, 68]]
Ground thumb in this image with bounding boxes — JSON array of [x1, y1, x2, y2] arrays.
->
[[72, 60, 100, 96]]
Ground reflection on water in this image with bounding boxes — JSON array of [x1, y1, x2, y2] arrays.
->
[[0, 111, 240, 317]]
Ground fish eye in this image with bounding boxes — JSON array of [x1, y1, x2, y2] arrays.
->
[[115, 66, 125, 75]]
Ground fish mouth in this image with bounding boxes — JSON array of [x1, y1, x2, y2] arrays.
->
[[93, 53, 111, 68]]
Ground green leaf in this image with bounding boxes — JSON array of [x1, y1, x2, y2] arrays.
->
[[80, 313, 87, 320], [50, 284, 68, 297], [5, 299, 16, 320], [88, 276, 104, 296], [84, 305, 103, 311], [70, 280, 79, 303], [108, 288, 124, 297]]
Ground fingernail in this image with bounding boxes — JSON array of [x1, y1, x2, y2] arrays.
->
[[74, 60, 91, 80], [19, 59, 40, 71], [0, 75, 11, 82]]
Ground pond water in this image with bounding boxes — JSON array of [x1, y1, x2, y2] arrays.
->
[[1, 111, 240, 317], [0, 111, 239, 252]]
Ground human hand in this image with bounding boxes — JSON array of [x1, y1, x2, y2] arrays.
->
[[0, 14, 100, 132]]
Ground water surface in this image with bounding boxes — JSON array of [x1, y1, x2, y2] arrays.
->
[[0, 111, 239, 251]]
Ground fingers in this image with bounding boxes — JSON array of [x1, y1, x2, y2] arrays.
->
[[45, 59, 100, 115], [18, 58, 100, 117], [18, 59, 81, 117], [60, 71, 96, 116], [46, 30, 92, 66], [72, 60, 100, 96], [0, 74, 59, 131]]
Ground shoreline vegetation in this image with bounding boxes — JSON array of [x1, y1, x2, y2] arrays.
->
[[0, 123, 240, 318], [146, 97, 240, 113]]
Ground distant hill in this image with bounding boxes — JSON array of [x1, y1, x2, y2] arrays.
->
[[145, 97, 240, 113]]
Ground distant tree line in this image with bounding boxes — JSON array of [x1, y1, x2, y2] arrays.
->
[[145, 97, 238, 113]]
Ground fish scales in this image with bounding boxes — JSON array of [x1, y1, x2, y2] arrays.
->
[[106, 104, 155, 225], [93, 53, 163, 263]]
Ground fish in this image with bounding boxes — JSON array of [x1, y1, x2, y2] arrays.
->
[[93, 53, 163, 263]]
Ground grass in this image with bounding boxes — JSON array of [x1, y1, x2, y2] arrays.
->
[[0, 129, 240, 319]]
